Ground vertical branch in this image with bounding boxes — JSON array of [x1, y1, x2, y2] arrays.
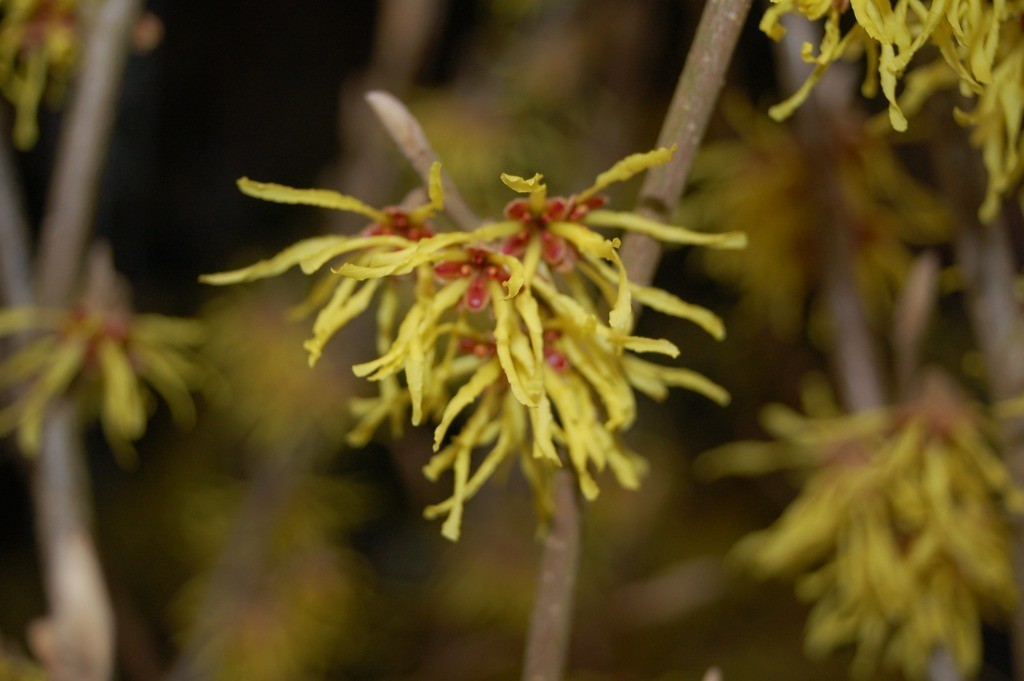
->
[[34, 0, 143, 307], [523, 0, 753, 679], [521, 472, 582, 681], [771, 16, 886, 413], [32, 399, 114, 681], [0, 113, 32, 307], [24, 1, 143, 680]]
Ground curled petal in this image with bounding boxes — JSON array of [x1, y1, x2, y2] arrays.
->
[[303, 278, 381, 366], [409, 161, 445, 223], [237, 177, 389, 223], [585, 210, 747, 249], [577, 146, 677, 200], [199, 236, 354, 284], [432, 358, 502, 451]]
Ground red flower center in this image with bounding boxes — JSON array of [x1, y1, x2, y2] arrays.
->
[[434, 247, 511, 312]]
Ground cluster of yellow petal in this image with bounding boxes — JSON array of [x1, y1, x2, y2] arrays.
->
[[698, 372, 1023, 678], [0, 302, 205, 460], [204, 149, 744, 540], [682, 99, 949, 338], [763, 0, 1024, 219], [0, 0, 78, 149]]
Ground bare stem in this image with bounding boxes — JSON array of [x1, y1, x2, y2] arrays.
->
[[620, 0, 754, 287], [521, 472, 582, 681], [34, 0, 143, 307]]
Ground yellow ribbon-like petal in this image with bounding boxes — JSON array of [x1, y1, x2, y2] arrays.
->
[[237, 177, 389, 223]]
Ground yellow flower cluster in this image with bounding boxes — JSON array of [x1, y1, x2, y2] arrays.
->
[[698, 372, 1023, 678], [203, 149, 745, 540], [763, 0, 1024, 219], [0, 0, 78, 149], [0, 301, 205, 459], [683, 99, 949, 338]]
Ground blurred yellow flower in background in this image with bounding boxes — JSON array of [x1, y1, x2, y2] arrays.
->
[[683, 99, 949, 339], [0, 266, 205, 460], [200, 291, 359, 449], [174, 474, 372, 681], [0, 0, 78, 149], [697, 371, 1023, 678]]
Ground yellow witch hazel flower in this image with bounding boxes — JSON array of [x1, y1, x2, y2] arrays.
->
[[0, 263, 205, 459], [683, 97, 949, 338], [204, 147, 744, 540], [697, 371, 1023, 679], [763, 0, 1024, 219], [0, 0, 78, 149]]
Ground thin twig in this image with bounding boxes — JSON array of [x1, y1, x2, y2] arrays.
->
[[620, 0, 754, 287], [364, 90, 480, 231], [521, 471, 582, 681], [33, 0, 143, 307]]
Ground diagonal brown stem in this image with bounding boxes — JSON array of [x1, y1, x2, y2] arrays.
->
[[620, 0, 754, 288]]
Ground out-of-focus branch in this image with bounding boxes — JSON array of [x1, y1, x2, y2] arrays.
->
[[30, 399, 114, 681], [892, 251, 940, 398], [929, 97, 1024, 681], [521, 471, 581, 681], [620, 0, 754, 288], [0, 113, 32, 307], [26, 2, 143, 680], [166, 445, 315, 681], [365, 90, 480, 230], [34, 0, 143, 307], [772, 16, 886, 413]]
